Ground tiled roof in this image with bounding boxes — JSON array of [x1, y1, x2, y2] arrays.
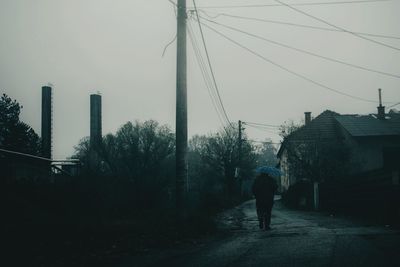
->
[[277, 110, 339, 157], [277, 109, 400, 158], [289, 110, 339, 141], [335, 113, 400, 137]]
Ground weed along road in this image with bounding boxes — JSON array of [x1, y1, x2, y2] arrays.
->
[[122, 199, 400, 267]]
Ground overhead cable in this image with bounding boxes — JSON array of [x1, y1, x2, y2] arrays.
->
[[199, 22, 379, 103], [162, 34, 177, 57], [200, 17, 400, 79], [188, 22, 228, 130], [244, 124, 282, 134], [388, 102, 400, 108], [243, 121, 281, 128], [198, 12, 400, 40], [246, 140, 281, 145], [274, 0, 400, 51], [192, 0, 233, 128], [167, 0, 176, 6], [189, 0, 391, 9]]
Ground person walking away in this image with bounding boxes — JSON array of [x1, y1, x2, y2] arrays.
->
[[252, 171, 278, 230]]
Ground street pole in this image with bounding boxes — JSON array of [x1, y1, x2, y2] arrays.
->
[[176, 0, 187, 216], [238, 120, 242, 165], [238, 120, 243, 195]]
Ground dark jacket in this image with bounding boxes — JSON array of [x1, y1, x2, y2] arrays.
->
[[252, 174, 278, 204]]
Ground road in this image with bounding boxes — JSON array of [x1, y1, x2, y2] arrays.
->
[[121, 199, 400, 267]]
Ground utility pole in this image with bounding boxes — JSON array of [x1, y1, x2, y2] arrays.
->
[[176, 0, 187, 216], [238, 120, 243, 166], [237, 120, 243, 195]]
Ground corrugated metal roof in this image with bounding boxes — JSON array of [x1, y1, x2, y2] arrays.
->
[[335, 114, 400, 137]]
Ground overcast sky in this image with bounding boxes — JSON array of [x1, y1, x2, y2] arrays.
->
[[1, 0, 400, 158]]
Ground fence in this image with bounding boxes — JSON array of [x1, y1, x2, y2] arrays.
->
[[0, 148, 80, 184]]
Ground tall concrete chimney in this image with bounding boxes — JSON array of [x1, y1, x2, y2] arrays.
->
[[305, 112, 311, 126], [90, 93, 102, 148], [41, 86, 52, 159], [377, 88, 385, 120]]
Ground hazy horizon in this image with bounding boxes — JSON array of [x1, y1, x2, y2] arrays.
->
[[1, 0, 399, 158]]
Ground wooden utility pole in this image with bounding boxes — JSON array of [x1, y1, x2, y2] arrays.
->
[[237, 120, 243, 194], [238, 120, 243, 165], [176, 0, 187, 214]]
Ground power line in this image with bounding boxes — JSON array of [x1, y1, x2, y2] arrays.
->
[[167, 0, 177, 7], [190, 0, 391, 9], [199, 22, 380, 104], [243, 121, 281, 128], [187, 22, 228, 129], [246, 140, 281, 145], [192, 0, 233, 128], [188, 20, 234, 136], [200, 17, 400, 79], [388, 102, 400, 108], [188, 18, 232, 133], [198, 11, 400, 40], [274, 0, 400, 51], [188, 24, 215, 112], [188, 22, 233, 135], [162, 34, 177, 57], [244, 124, 282, 134]]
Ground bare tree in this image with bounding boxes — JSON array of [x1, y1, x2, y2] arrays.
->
[[255, 141, 278, 167], [280, 121, 350, 183], [188, 125, 257, 206]]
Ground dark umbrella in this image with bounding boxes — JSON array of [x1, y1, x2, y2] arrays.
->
[[255, 166, 283, 178]]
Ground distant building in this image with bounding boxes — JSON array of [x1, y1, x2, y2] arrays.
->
[[336, 110, 400, 172], [277, 108, 400, 192]]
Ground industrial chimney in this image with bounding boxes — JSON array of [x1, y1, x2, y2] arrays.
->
[[305, 112, 311, 126], [41, 86, 52, 159], [377, 88, 385, 120], [90, 93, 102, 148]]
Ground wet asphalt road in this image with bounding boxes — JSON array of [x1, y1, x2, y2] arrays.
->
[[122, 199, 400, 267]]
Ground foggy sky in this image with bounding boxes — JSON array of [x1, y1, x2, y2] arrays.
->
[[1, 0, 400, 158]]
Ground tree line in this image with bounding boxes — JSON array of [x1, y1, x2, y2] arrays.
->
[[73, 120, 277, 217], [1, 94, 277, 228]]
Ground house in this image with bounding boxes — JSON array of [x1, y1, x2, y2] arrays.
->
[[336, 111, 400, 172], [277, 105, 400, 193]]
